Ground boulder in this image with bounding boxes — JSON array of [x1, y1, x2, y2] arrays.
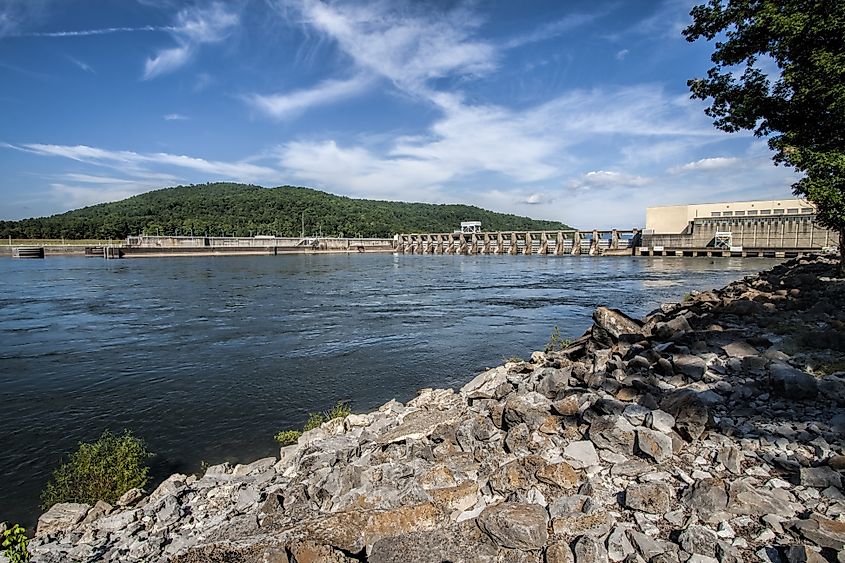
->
[[678, 525, 719, 558], [563, 441, 600, 470], [476, 502, 549, 550], [673, 354, 707, 380], [502, 392, 552, 431], [37, 502, 90, 536], [681, 479, 728, 522], [769, 363, 818, 399], [535, 462, 581, 490], [573, 535, 609, 563], [799, 466, 842, 489], [592, 307, 643, 342]]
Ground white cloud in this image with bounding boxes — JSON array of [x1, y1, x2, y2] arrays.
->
[[143, 2, 238, 79], [163, 113, 189, 121], [504, 13, 600, 49], [568, 170, 652, 190], [668, 156, 741, 174], [246, 75, 372, 119], [66, 55, 94, 72], [9, 143, 280, 182], [615, 48, 629, 60]]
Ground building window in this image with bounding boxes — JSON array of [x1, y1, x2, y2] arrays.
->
[[747, 210, 758, 216], [787, 208, 799, 214], [760, 209, 772, 215], [801, 208, 814, 214], [722, 211, 733, 216], [773, 209, 785, 215], [734, 210, 745, 216], [711, 212, 721, 217]]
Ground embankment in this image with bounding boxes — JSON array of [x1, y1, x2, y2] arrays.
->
[[25, 255, 845, 562]]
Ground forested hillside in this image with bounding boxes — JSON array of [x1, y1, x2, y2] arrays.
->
[[0, 183, 570, 239]]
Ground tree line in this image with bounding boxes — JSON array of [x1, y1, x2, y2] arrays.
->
[[0, 183, 571, 240]]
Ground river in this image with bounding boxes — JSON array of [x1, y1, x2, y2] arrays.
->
[[0, 253, 778, 527]]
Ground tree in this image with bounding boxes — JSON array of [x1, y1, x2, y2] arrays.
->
[[684, 0, 845, 274]]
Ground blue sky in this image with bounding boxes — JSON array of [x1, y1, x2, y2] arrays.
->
[[0, 0, 799, 227]]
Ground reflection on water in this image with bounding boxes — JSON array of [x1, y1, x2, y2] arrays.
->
[[0, 254, 777, 526]]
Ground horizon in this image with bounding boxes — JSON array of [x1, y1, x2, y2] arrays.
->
[[0, 0, 800, 227]]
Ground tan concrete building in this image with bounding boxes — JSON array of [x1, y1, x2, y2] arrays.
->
[[646, 199, 816, 234]]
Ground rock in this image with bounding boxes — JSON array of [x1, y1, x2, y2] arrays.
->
[[678, 525, 718, 558], [546, 542, 575, 563], [369, 523, 498, 563], [628, 530, 675, 561], [636, 428, 673, 463], [461, 366, 508, 399], [551, 512, 615, 539], [503, 392, 552, 431], [563, 441, 600, 469], [593, 307, 643, 341], [535, 462, 581, 490], [624, 482, 672, 514], [783, 545, 827, 563], [717, 446, 743, 474], [646, 410, 675, 434], [37, 502, 90, 536], [787, 514, 845, 550], [588, 415, 636, 454], [655, 315, 692, 340], [536, 369, 571, 399], [573, 535, 609, 563], [800, 466, 842, 489], [673, 354, 707, 380], [116, 487, 145, 507], [476, 502, 549, 550], [79, 500, 112, 526], [681, 479, 728, 522], [606, 526, 635, 562], [661, 390, 710, 441], [769, 363, 818, 399]]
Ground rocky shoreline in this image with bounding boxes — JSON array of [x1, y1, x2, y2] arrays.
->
[[21, 255, 845, 563]]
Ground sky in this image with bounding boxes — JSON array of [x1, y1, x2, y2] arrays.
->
[[0, 0, 801, 228]]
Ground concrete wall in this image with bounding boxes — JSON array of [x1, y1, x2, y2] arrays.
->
[[646, 199, 816, 234]]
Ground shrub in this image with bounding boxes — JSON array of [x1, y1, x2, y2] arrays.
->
[[325, 401, 352, 420], [302, 412, 326, 431], [274, 430, 302, 446], [41, 429, 153, 510], [545, 325, 572, 353], [1, 524, 30, 563]]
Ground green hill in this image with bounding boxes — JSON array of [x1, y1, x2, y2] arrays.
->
[[0, 183, 571, 239]]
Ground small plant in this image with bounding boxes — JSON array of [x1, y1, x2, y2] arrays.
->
[[274, 430, 302, 446], [41, 429, 153, 510], [544, 326, 571, 353], [682, 292, 694, 302], [274, 401, 352, 444], [505, 356, 524, 363], [2, 523, 31, 563]]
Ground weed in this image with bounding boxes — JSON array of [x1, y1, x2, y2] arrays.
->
[[544, 325, 572, 353], [1, 524, 30, 563], [274, 430, 303, 446], [41, 429, 152, 510]]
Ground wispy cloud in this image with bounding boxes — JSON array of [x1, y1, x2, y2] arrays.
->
[[13, 25, 174, 38], [143, 2, 239, 79], [504, 12, 601, 49], [163, 113, 189, 121], [568, 170, 653, 190], [246, 75, 372, 119], [615, 48, 629, 60], [7, 143, 280, 182], [66, 55, 94, 73]]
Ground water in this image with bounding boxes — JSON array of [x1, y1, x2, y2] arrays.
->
[[0, 254, 777, 526]]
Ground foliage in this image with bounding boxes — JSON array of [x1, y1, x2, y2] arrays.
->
[[274, 430, 303, 446], [544, 326, 571, 353], [684, 0, 845, 273], [505, 356, 524, 363], [41, 430, 153, 510], [274, 401, 352, 445], [1, 524, 30, 563], [0, 183, 571, 240]]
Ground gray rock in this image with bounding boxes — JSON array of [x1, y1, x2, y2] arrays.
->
[[787, 514, 845, 550], [681, 479, 728, 522], [673, 354, 707, 380], [678, 525, 718, 557], [606, 526, 635, 562], [636, 428, 673, 463], [573, 535, 609, 563], [37, 502, 90, 536], [563, 441, 600, 469], [502, 392, 552, 431], [769, 363, 818, 400], [800, 466, 842, 489], [588, 415, 636, 454], [646, 410, 675, 434], [536, 368, 571, 399], [551, 511, 615, 538], [661, 390, 710, 441], [628, 530, 676, 561], [783, 544, 828, 563], [116, 487, 145, 507], [624, 482, 672, 514], [593, 307, 643, 341], [546, 542, 575, 563], [476, 502, 549, 550], [717, 446, 743, 474], [655, 315, 692, 340], [728, 479, 802, 517]]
